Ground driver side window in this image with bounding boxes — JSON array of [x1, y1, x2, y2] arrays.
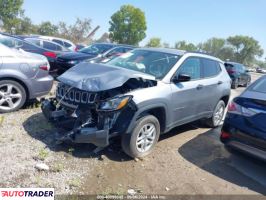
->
[[177, 57, 201, 80]]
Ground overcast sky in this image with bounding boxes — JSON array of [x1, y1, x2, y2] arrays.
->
[[23, 0, 266, 58]]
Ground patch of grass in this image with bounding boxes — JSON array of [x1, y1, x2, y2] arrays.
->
[[68, 148, 75, 154], [102, 187, 124, 195], [0, 116, 4, 126], [68, 178, 81, 188], [51, 163, 64, 172], [37, 148, 49, 161]]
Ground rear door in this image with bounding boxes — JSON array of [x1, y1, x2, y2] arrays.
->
[[170, 57, 206, 125], [200, 58, 224, 115]]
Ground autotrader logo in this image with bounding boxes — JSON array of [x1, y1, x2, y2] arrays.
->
[[0, 188, 54, 200]]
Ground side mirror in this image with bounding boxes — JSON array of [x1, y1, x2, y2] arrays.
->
[[173, 74, 191, 83]]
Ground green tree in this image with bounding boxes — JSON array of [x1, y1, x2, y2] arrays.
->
[[14, 16, 37, 34], [57, 18, 91, 43], [198, 37, 234, 60], [227, 35, 264, 65], [146, 37, 162, 47], [37, 21, 58, 36], [109, 5, 147, 45], [175, 40, 197, 51], [0, 0, 24, 32]]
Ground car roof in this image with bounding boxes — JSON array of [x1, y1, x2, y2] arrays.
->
[[225, 61, 242, 65], [134, 47, 222, 61], [38, 36, 74, 44], [136, 47, 186, 55]]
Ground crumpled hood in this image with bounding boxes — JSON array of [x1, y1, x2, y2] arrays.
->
[[57, 62, 156, 92]]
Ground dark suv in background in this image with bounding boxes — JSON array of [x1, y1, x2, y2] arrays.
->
[[225, 62, 251, 89]]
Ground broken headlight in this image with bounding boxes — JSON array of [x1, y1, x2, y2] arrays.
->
[[98, 96, 132, 111]]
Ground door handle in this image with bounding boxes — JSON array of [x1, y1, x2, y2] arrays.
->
[[218, 81, 223, 85], [196, 84, 204, 90]]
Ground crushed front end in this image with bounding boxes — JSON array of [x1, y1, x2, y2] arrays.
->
[[41, 82, 137, 147]]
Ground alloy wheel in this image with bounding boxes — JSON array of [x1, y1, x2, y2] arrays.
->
[[0, 84, 23, 111], [136, 123, 156, 153]]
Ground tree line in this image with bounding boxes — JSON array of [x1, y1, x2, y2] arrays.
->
[[0, 0, 265, 67], [146, 37, 265, 67]]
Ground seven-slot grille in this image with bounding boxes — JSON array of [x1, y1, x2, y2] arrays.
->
[[56, 83, 98, 105]]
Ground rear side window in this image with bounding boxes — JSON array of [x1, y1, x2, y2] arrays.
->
[[64, 42, 72, 48], [250, 77, 266, 93], [43, 41, 57, 51], [202, 58, 221, 78], [178, 57, 201, 80], [52, 39, 64, 46]]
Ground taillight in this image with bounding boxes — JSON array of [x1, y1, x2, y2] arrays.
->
[[228, 101, 257, 117], [221, 130, 231, 140], [39, 65, 49, 71], [43, 52, 57, 59], [74, 47, 78, 52]]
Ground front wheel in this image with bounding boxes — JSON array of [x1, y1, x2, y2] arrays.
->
[[205, 100, 225, 128], [121, 115, 160, 158]]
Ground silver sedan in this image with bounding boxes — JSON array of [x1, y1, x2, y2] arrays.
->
[[0, 44, 53, 113]]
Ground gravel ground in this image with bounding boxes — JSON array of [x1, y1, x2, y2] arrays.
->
[[0, 107, 100, 194]]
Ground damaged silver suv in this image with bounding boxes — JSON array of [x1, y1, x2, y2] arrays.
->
[[41, 48, 231, 158]]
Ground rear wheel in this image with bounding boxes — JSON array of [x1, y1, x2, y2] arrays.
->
[[205, 100, 225, 128], [122, 115, 160, 158], [0, 80, 26, 113], [231, 79, 238, 89], [243, 78, 251, 87]]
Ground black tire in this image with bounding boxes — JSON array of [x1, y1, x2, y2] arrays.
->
[[205, 100, 225, 128], [243, 78, 250, 87], [121, 115, 160, 158], [0, 80, 27, 113], [231, 79, 238, 89]]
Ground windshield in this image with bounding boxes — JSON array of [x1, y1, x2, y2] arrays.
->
[[79, 44, 115, 55], [107, 49, 181, 79], [250, 76, 266, 93]]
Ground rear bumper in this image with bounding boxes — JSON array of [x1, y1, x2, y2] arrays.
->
[[226, 141, 266, 161], [221, 114, 266, 161], [28, 75, 54, 99]]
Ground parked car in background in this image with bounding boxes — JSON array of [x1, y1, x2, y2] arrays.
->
[[91, 45, 135, 63], [42, 48, 231, 158], [225, 62, 251, 89], [221, 75, 266, 161], [256, 67, 263, 73], [0, 44, 53, 113], [24, 37, 70, 52], [38, 36, 77, 51], [56, 43, 134, 74], [0, 33, 66, 75]]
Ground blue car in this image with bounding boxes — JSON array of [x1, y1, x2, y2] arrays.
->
[[221, 75, 266, 161]]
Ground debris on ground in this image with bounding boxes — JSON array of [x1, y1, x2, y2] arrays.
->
[[35, 163, 49, 171], [127, 189, 137, 195]]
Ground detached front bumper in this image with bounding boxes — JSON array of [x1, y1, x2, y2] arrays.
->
[[41, 99, 109, 147]]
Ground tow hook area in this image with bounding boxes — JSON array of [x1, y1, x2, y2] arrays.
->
[[41, 99, 110, 147], [55, 122, 110, 147]]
